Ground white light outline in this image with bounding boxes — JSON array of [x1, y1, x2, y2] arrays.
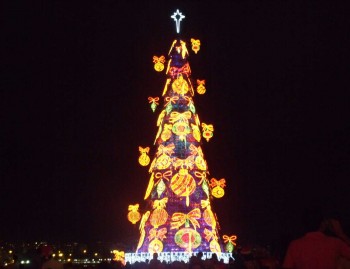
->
[[171, 9, 185, 34]]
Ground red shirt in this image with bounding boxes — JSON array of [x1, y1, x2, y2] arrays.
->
[[283, 231, 350, 269]]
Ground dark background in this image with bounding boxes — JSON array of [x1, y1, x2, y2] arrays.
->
[[2, 1, 349, 251]]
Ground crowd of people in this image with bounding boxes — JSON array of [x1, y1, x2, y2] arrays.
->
[[3, 208, 350, 269]]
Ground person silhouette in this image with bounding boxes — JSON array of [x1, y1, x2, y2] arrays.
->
[[282, 208, 350, 269]]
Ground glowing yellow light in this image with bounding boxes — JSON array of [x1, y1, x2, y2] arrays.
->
[[113, 250, 125, 265], [9, 250, 13, 254], [191, 39, 201, 54], [210, 178, 226, 198], [58, 253, 63, 257], [201, 123, 214, 142], [83, 250, 87, 254], [172, 75, 189, 94], [94, 253, 98, 256], [196, 79, 206, 94], [52, 254, 56, 257], [127, 204, 141, 224], [153, 56, 165, 72], [138, 146, 150, 166]]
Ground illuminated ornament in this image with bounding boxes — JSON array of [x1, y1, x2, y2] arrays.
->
[[148, 97, 159, 112], [171, 208, 201, 230], [148, 227, 167, 241], [138, 146, 150, 166], [157, 110, 166, 127], [139, 211, 150, 231], [168, 62, 191, 78], [169, 111, 192, 141], [166, 103, 172, 114], [144, 173, 154, 200], [160, 124, 173, 141], [156, 179, 166, 198], [170, 168, 196, 206], [210, 240, 222, 253], [164, 96, 179, 115], [150, 198, 169, 228], [223, 235, 237, 253], [148, 238, 163, 254], [169, 111, 192, 124], [172, 121, 191, 141], [148, 227, 167, 253], [201, 123, 214, 142], [191, 39, 201, 54], [202, 180, 209, 197], [210, 178, 226, 198], [195, 155, 207, 170], [202, 201, 216, 228], [189, 103, 196, 114], [203, 228, 218, 242], [171, 9, 185, 34], [194, 171, 206, 186], [154, 153, 172, 170], [196, 79, 206, 94], [190, 144, 204, 157], [112, 250, 125, 265], [172, 75, 189, 95], [136, 211, 150, 252], [156, 143, 175, 156], [127, 204, 141, 224], [191, 124, 201, 142], [153, 55, 165, 72], [173, 156, 195, 171], [174, 228, 201, 251]]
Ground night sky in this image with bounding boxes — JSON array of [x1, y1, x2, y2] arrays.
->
[[2, 1, 349, 249]]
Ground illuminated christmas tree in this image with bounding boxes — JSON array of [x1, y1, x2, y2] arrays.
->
[[126, 10, 233, 263]]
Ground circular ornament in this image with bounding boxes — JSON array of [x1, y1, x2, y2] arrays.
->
[[210, 240, 222, 253], [203, 131, 213, 141], [175, 228, 201, 250], [139, 153, 150, 166], [197, 84, 206, 94], [212, 186, 225, 198], [148, 239, 163, 253], [170, 169, 196, 196], [150, 208, 168, 228], [195, 156, 207, 170], [127, 210, 141, 224], [154, 62, 164, 72], [155, 153, 172, 170], [172, 76, 189, 95]]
